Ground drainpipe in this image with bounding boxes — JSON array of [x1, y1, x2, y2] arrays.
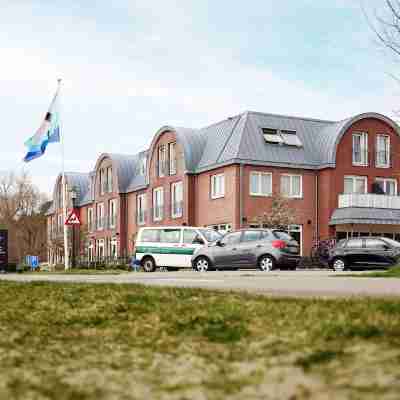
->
[[239, 164, 244, 229], [315, 173, 319, 242]]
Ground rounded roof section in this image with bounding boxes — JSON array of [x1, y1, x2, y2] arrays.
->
[[147, 126, 205, 175], [52, 172, 90, 205], [94, 153, 139, 192], [319, 112, 400, 166]]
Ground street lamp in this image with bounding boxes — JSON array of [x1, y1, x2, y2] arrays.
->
[[70, 187, 78, 268]]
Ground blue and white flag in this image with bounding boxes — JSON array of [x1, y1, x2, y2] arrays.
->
[[23, 85, 61, 162]]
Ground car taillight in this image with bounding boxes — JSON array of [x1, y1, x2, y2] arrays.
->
[[272, 240, 286, 249]]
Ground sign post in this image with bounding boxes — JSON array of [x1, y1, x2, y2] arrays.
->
[[0, 230, 8, 272]]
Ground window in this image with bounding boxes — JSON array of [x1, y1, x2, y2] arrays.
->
[[169, 142, 177, 175], [376, 135, 390, 168], [208, 223, 232, 234], [139, 157, 147, 175], [183, 229, 204, 245], [280, 130, 303, 147], [99, 169, 105, 195], [375, 178, 397, 196], [110, 238, 118, 259], [365, 238, 387, 249], [160, 228, 181, 243], [106, 167, 113, 192], [262, 128, 283, 144], [281, 174, 302, 198], [170, 181, 183, 218], [96, 239, 105, 259], [344, 176, 367, 194], [97, 203, 104, 230], [141, 229, 160, 242], [137, 194, 146, 225], [109, 199, 117, 228], [346, 238, 363, 249], [221, 232, 242, 246], [242, 231, 262, 242], [211, 174, 225, 199], [250, 172, 272, 196], [87, 208, 94, 232], [58, 214, 63, 234], [158, 145, 167, 177], [153, 187, 164, 221], [352, 132, 368, 166]]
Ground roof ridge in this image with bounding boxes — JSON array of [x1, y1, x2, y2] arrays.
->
[[199, 112, 245, 131], [246, 110, 336, 124]]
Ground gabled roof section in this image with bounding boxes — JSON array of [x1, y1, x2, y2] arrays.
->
[[125, 150, 148, 193]]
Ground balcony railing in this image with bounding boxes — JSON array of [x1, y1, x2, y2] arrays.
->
[[171, 201, 183, 218], [338, 193, 400, 209]]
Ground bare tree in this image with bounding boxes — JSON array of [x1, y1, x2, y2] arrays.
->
[[251, 194, 297, 230], [0, 171, 49, 262]]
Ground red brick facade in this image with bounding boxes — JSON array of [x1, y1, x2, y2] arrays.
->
[[47, 113, 400, 264]]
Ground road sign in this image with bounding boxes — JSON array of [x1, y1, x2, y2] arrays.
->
[[65, 210, 81, 225]]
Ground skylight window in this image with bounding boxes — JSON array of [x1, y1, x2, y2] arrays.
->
[[262, 128, 283, 144], [262, 128, 302, 147]]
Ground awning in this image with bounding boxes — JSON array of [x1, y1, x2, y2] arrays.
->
[[329, 207, 400, 226]]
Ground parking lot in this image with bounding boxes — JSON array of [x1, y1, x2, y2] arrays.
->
[[1, 268, 400, 298]]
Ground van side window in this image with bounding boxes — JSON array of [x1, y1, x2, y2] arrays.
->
[[141, 229, 160, 242], [160, 229, 181, 243], [183, 229, 205, 245]]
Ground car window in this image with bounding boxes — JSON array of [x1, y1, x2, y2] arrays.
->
[[381, 238, 400, 247], [159, 229, 181, 244], [221, 232, 242, 246], [365, 238, 388, 249], [242, 231, 262, 242], [261, 230, 273, 240], [183, 229, 204, 245], [199, 229, 222, 243], [336, 239, 347, 248], [346, 238, 363, 249], [272, 231, 293, 241], [141, 229, 160, 242]]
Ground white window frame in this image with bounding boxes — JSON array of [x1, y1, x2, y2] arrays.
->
[[137, 193, 146, 225], [109, 199, 117, 229], [158, 145, 167, 177], [106, 167, 113, 192], [169, 142, 177, 175], [376, 134, 390, 168], [211, 173, 225, 199], [343, 175, 368, 194], [153, 187, 164, 221], [280, 174, 302, 198], [97, 203, 104, 230], [250, 171, 272, 197], [352, 132, 368, 166], [375, 177, 397, 196], [171, 181, 183, 218], [87, 208, 94, 232]]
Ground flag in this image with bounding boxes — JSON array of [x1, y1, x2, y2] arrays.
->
[[23, 85, 61, 162]]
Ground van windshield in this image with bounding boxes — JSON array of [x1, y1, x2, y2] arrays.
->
[[199, 229, 222, 243]]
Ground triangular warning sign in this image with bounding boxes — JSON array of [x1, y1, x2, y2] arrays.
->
[[65, 210, 81, 225]]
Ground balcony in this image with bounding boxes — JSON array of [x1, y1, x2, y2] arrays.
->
[[338, 193, 400, 209]]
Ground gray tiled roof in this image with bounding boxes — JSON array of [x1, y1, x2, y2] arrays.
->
[[330, 207, 400, 225]]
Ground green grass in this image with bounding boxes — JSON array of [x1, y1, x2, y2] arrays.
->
[[1, 283, 400, 399], [26, 268, 129, 275], [348, 266, 400, 278]]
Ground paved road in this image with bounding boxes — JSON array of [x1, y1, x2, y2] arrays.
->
[[1, 269, 400, 298]]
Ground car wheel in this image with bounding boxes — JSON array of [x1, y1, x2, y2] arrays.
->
[[195, 256, 210, 272], [142, 257, 156, 272], [259, 255, 275, 272], [332, 257, 346, 272]]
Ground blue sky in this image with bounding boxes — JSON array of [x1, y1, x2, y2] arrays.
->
[[0, 0, 398, 195]]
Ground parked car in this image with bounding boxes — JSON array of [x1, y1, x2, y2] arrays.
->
[[329, 236, 400, 271], [135, 226, 222, 272], [191, 229, 300, 272]]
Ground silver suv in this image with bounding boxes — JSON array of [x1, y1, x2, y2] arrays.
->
[[191, 229, 300, 272]]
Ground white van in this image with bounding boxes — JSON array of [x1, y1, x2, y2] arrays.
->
[[134, 226, 222, 272]]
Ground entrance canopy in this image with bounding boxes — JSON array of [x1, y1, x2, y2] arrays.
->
[[329, 207, 400, 226]]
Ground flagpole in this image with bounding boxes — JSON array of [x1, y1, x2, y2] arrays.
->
[[58, 78, 70, 271]]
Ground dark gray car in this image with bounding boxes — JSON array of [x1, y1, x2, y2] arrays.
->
[[191, 229, 300, 272], [329, 236, 400, 271]]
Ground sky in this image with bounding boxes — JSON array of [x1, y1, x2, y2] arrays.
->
[[1, 0, 399, 196]]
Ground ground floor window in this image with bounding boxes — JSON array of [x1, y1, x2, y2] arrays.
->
[[96, 239, 105, 260], [88, 244, 94, 262], [208, 223, 232, 234]]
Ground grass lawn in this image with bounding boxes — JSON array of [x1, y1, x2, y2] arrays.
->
[[348, 266, 400, 278], [1, 283, 400, 399], [30, 268, 129, 275]]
